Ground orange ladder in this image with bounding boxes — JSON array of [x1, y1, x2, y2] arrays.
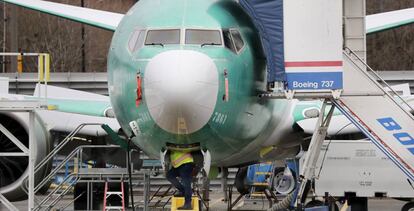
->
[[103, 181, 125, 211]]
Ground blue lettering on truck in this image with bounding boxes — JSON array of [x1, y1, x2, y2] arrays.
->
[[377, 117, 414, 155]]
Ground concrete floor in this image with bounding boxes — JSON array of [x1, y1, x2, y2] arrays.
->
[[0, 193, 410, 211]]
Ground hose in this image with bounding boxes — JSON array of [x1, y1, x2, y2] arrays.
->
[[267, 192, 294, 211]]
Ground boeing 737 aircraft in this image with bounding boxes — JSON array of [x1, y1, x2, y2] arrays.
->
[[1, 0, 414, 202]]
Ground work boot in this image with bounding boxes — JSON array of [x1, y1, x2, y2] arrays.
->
[[177, 202, 192, 210]]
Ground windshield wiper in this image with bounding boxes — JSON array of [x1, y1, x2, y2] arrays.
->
[[147, 43, 164, 47], [201, 43, 221, 47]]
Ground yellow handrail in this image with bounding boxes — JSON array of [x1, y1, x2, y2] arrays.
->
[[0, 52, 51, 99], [17, 54, 23, 74], [37, 53, 51, 82]]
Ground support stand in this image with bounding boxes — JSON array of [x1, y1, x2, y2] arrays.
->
[[143, 172, 150, 211], [227, 185, 245, 211], [294, 99, 335, 208], [0, 100, 42, 211], [202, 176, 210, 210], [221, 167, 229, 202]]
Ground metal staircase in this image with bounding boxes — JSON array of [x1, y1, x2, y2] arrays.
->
[[32, 144, 135, 211], [293, 48, 414, 208], [16, 123, 146, 211], [336, 48, 414, 180], [21, 121, 233, 211]]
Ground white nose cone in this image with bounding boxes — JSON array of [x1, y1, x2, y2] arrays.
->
[[144, 50, 219, 134]]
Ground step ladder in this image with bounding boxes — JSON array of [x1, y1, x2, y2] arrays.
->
[[171, 196, 199, 211], [103, 182, 125, 211], [249, 162, 275, 197]]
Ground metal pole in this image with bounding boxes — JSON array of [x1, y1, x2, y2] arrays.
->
[[37, 55, 41, 98], [2, 2, 6, 73], [294, 100, 335, 208], [221, 167, 229, 202], [44, 54, 47, 100], [81, 0, 86, 73], [9, 5, 17, 73], [202, 176, 210, 209], [28, 111, 35, 210], [90, 182, 93, 210], [143, 172, 150, 211], [86, 182, 90, 210], [0, 193, 18, 211]]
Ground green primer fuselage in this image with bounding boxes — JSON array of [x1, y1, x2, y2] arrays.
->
[[108, 0, 292, 165]]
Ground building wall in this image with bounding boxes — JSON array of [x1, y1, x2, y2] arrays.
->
[[1, 0, 136, 73], [0, 0, 413, 73], [82, 0, 136, 72]]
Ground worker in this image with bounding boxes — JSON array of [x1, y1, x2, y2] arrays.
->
[[167, 150, 194, 210]]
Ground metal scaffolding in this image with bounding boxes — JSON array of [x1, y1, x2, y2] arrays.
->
[[0, 100, 43, 211]]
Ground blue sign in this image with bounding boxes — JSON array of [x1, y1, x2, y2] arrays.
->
[[286, 72, 343, 90]]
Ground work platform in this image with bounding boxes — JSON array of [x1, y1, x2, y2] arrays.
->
[[0, 100, 44, 211]]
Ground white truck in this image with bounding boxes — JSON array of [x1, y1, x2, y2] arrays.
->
[[312, 140, 414, 211]]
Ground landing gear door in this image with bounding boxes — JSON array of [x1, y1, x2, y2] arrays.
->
[[160, 149, 168, 173], [201, 150, 211, 176]]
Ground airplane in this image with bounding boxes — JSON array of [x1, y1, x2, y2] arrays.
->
[[1, 0, 414, 204]]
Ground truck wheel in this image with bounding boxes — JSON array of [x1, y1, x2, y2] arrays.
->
[[402, 202, 414, 211], [272, 167, 296, 194], [235, 167, 250, 195]]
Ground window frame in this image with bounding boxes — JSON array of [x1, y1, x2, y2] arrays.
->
[[144, 28, 181, 46], [222, 29, 237, 54], [184, 28, 224, 47], [229, 29, 245, 54], [128, 28, 147, 53]]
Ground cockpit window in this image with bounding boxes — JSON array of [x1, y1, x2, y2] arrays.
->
[[222, 29, 244, 54], [223, 29, 236, 53], [230, 30, 244, 52], [185, 29, 222, 46], [128, 29, 146, 52], [145, 29, 180, 45]]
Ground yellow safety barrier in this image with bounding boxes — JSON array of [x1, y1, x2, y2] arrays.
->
[[1, 52, 51, 99], [38, 55, 44, 81], [38, 54, 50, 82], [171, 196, 199, 211], [17, 54, 23, 74], [44, 54, 50, 82]]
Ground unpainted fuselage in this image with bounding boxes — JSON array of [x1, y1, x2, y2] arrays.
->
[[108, 0, 301, 166]]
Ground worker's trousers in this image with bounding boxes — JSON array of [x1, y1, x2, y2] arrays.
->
[[167, 163, 194, 205]]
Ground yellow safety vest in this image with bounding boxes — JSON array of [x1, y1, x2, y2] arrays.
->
[[170, 151, 193, 168]]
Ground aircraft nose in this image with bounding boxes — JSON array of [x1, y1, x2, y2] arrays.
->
[[144, 50, 219, 134]]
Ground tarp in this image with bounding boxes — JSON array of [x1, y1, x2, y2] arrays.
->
[[239, 0, 285, 82]]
